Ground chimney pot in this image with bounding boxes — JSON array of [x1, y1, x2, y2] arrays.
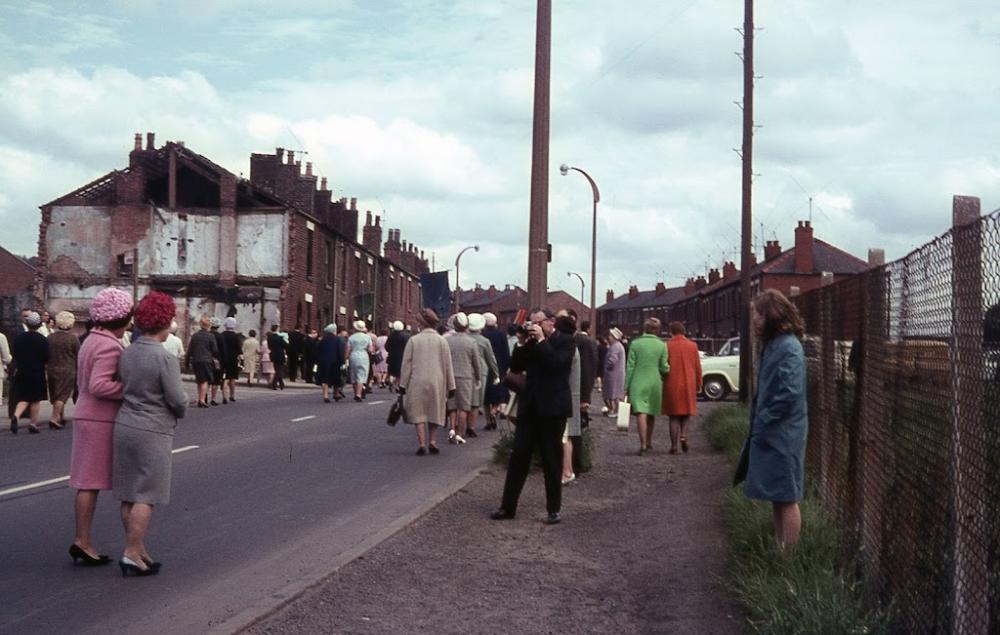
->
[[375, 215, 381, 227], [305, 162, 313, 176], [276, 147, 284, 161], [868, 248, 885, 267], [350, 197, 357, 211], [288, 150, 295, 165], [146, 132, 155, 150], [133, 133, 142, 150], [365, 210, 373, 226], [320, 177, 328, 190]]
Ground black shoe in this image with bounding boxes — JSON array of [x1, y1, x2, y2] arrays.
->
[[69, 544, 112, 566], [229, 397, 236, 403], [119, 556, 159, 577], [28, 424, 40, 434], [324, 398, 331, 403], [428, 444, 440, 455], [222, 397, 228, 404], [10, 416, 17, 435], [465, 429, 478, 439], [354, 396, 362, 402], [210, 400, 219, 406], [545, 513, 561, 525], [490, 509, 515, 521], [416, 447, 426, 456], [197, 401, 209, 408]]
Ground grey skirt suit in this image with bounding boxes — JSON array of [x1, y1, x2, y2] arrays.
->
[[113, 337, 188, 505]]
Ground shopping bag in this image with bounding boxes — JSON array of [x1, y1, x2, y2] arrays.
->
[[616, 399, 631, 431]]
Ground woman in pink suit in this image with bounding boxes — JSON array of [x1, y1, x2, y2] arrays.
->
[[68, 288, 133, 566]]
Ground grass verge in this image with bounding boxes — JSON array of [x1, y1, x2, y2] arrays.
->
[[492, 427, 594, 474], [703, 404, 893, 634]]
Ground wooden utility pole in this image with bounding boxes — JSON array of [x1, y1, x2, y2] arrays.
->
[[738, 0, 754, 402], [526, 0, 552, 310]]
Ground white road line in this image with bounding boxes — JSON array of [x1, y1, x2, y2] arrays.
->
[[0, 445, 201, 498], [367, 400, 386, 406], [291, 415, 316, 422]]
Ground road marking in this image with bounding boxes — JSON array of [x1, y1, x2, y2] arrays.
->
[[291, 415, 316, 422], [0, 445, 201, 498], [367, 400, 386, 405]]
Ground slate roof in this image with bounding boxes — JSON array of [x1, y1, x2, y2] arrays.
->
[[599, 285, 686, 311]]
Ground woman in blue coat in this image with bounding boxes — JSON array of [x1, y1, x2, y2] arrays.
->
[[316, 325, 346, 403], [743, 289, 808, 549]]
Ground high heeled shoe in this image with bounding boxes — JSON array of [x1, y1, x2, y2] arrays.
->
[[9, 416, 17, 435], [49, 420, 64, 430], [119, 556, 159, 577], [69, 544, 112, 566], [28, 424, 40, 434]]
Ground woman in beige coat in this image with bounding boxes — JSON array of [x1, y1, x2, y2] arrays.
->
[[399, 309, 456, 456]]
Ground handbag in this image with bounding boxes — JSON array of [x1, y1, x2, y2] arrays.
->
[[502, 371, 527, 395], [615, 399, 631, 431], [374, 350, 385, 364], [387, 394, 405, 426]]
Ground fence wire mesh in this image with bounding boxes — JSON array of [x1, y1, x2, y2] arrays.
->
[[793, 202, 1000, 634]]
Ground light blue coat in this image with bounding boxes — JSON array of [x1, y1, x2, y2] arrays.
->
[[743, 333, 808, 503]]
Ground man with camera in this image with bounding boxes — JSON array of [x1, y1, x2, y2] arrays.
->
[[491, 307, 576, 525]]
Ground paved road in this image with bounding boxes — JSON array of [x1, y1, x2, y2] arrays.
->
[[0, 383, 494, 634]]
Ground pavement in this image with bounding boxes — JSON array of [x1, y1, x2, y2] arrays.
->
[[0, 381, 493, 634], [244, 403, 744, 635]]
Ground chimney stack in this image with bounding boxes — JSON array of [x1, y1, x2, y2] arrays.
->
[[287, 150, 295, 165], [794, 220, 815, 273], [655, 282, 667, 296], [684, 278, 696, 294], [134, 133, 142, 151], [146, 132, 155, 150], [628, 285, 639, 299], [708, 268, 721, 285], [764, 240, 782, 261], [276, 147, 284, 162], [320, 177, 328, 190], [722, 261, 738, 280], [606, 289, 615, 304], [695, 276, 707, 290], [350, 197, 357, 211]]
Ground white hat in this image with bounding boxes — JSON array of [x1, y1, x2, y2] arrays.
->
[[609, 327, 623, 341], [224, 317, 237, 331], [210, 317, 222, 329], [353, 320, 368, 332], [392, 320, 404, 331], [484, 312, 498, 326], [453, 312, 469, 329], [468, 313, 485, 332]]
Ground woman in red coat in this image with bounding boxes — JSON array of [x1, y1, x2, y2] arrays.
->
[[661, 322, 702, 454]]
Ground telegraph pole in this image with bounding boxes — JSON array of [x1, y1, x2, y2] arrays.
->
[[738, 0, 754, 402], [526, 0, 552, 310]]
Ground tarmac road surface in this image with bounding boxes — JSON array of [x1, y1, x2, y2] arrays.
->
[[0, 383, 492, 634]]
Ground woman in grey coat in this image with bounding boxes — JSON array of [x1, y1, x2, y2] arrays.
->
[[740, 289, 808, 549], [113, 292, 188, 576]]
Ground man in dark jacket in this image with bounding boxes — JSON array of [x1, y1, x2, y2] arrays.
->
[[267, 325, 287, 390], [491, 307, 576, 525], [303, 328, 319, 384], [286, 324, 305, 382]]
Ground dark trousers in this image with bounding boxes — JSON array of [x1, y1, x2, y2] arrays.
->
[[287, 355, 300, 381], [271, 362, 286, 389], [303, 355, 314, 383], [500, 415, 566, 515]]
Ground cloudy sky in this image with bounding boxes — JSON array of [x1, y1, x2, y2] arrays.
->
[[1, 0, 998, 300]]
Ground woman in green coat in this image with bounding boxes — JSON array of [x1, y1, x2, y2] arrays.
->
[[624, 317, 670, 455]]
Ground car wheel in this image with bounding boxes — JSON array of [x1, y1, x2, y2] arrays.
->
[[703, 376, 728, 401]]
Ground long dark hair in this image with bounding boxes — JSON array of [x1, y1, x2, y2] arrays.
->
[[752, 289, 805, 341]]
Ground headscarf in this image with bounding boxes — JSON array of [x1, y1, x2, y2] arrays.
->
[[24, 311, 42, 328], [55, 311, 75, 330], [224, 317, 237, 331], [90, 288, 134, 324], [484, 312, 498, 327], [134, 291, 176, 332], [324, 323, 337, 334], [210, 317, 222, 330]]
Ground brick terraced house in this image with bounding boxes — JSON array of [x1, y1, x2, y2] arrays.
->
[[38, 133, 429, 344]]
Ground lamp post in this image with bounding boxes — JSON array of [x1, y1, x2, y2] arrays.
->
[[454, 244, 479, 314], [567, 271, 585, 306], [559, 163, 600, 330]]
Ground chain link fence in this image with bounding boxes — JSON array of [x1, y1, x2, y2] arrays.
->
[[793, 196, 1000, 634]]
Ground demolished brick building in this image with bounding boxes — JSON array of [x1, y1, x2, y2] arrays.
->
[[38, 132, 429, 344]]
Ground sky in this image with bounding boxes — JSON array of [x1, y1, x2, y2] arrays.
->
[[1, 0, 998, 300]]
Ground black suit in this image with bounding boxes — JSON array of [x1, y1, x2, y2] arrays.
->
[[500, 329, 576, 516], [287, 330, 305, 381]]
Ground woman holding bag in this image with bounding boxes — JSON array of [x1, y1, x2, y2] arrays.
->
[[623, 318, 669, 455], [740, 289, 808, 549]]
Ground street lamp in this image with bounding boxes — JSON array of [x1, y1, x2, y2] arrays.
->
[[559, 163, 600, 330], [567, 271, 585, 306], [454, 244, 480, 314]]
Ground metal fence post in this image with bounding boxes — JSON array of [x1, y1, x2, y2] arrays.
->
[[949, 195, 987, 634], [818, 273, 835, 499]]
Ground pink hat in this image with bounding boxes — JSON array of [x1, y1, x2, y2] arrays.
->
[[90, 288, 134, 324]]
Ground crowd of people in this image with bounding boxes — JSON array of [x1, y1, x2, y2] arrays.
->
[[2, 284, 809, 562]]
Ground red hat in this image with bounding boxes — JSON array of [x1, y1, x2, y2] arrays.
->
[[134, 291, 175, 332]]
